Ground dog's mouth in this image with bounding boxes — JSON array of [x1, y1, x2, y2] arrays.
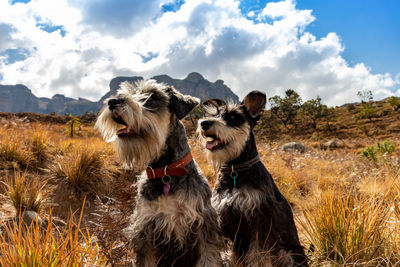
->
[[113, 116, 138, 138], [204, 134, 225, 151], [116, 127, 137, 137]]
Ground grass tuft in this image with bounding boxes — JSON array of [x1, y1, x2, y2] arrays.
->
[[55, 146, 107, 196], [1, 171, 46, 216], [0, 207, 107, 266], [31, 132, 48, 164], [0, 137, 33, 167], [299, 188, 393, 265]]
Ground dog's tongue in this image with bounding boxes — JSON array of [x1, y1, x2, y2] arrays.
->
[[117, 128, 135, 136], [206, 139, 220, 150]]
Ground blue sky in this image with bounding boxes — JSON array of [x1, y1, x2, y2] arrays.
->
[[296, 0, 400, 76], [240, 0, 400, 75], [0, 0, 398, 105], [239, 0, 400, 76]]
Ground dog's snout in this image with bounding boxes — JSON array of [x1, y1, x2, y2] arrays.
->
[[108, 98, 123, 110], [201, 120, 213, 131]]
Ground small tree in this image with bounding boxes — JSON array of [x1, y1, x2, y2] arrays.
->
[[300, 96, 329, 129], [387, 96, 400, 111], [269, 89, 302, 128], [357, 90, 373, 103], [325, 107, 337, 133], [66, 115, 81, 137], [355, 90, 377, 121]]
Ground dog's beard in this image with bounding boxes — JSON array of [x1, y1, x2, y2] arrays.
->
[[96, 103, 170, 171], [198, 121, 250, 170]]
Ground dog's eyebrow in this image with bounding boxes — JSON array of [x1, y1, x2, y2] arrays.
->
[[133, 93, 150, 102]]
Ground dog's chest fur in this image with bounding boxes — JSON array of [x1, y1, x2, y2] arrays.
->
[[132, 166, 210, 245], [212, 185, 266, 222]]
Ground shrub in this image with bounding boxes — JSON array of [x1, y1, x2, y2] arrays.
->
[[355, 103, 378, 121], [376, 140, 396, 155], [360, 140, 396, 163], [346, 103, 356, 112], [360, 146, 377, 162], [387, 96, 400, 111], [357, 124, 371, 137]]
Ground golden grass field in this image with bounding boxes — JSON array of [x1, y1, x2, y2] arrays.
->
[[0, 101, 399, 266]]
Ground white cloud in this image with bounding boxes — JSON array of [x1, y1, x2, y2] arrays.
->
[[0, 0, 398, 105]]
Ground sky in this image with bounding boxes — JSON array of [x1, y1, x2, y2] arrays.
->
[[0, 0, 399, 106]]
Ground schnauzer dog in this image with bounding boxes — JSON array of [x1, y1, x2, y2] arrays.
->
[[96, 80, 222, 266], [198, 91, 308, 266]]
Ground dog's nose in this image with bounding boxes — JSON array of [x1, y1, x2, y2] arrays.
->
[[201, 120, 213, 131], [108, 98, 123, 110]]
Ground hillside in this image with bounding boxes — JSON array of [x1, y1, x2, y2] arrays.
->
[[254, 100, 400, 142]]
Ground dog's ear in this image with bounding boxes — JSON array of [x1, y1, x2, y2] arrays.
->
[[241, 90, 266, 120], [201, 98, 226, 116], [166, 86, 200, 120]]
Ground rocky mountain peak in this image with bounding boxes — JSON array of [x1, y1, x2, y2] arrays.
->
[[185, 72, 204, 83]]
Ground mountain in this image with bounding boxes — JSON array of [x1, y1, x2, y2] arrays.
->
[[98, 72, 239, 106], [0, 85, 98, 115], [0, 73, 239, 115]]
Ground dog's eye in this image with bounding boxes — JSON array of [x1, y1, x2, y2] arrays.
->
[[224, 112, 245, 127], [223, 113, 238, 121]]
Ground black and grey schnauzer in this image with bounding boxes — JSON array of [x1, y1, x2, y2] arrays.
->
[[96, 80, 222, 266], [198, 91, 308, 266]]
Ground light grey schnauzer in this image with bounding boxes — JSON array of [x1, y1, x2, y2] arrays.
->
[[95, 80, 222, 266]]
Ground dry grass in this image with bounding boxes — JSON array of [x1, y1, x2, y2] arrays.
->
[[0, 112, 400, 266], [299, 188, 394, 265], [0, 134, 33, 168], [0, 207, 108, 266], [31, 130, 49, 164], [54, 143, 111, 197], [1, 171, 47, 216]]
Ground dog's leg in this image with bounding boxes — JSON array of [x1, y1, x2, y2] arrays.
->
[[195, 204, 223, 267], [132, 235, 158, 267], [196, 234, 222, 267]]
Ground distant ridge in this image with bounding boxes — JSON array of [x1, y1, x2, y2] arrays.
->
[[0, 84, 98, 115], [0, 72, 239, 115]]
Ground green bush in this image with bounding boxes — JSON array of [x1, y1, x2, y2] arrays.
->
[[376, 140, 396, 155], [360, 146, 377, 162], [360, 140, 396, 163]]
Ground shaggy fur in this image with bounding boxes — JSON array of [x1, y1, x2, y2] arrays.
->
[[198, 91, 308, 267], [96, 80, 222, 266]]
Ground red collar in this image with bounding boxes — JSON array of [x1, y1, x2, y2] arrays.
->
[[146, 152, 193, 179]]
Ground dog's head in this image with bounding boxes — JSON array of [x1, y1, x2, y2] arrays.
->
[[198, 91, 266, 166], [95, 79, 199, 169]]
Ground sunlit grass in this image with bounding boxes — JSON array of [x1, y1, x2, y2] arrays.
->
[[0, 207, 108, 266], [1, 171, 47, 216], [298, 188, 394, 265], [0, 115, 400, 266]]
